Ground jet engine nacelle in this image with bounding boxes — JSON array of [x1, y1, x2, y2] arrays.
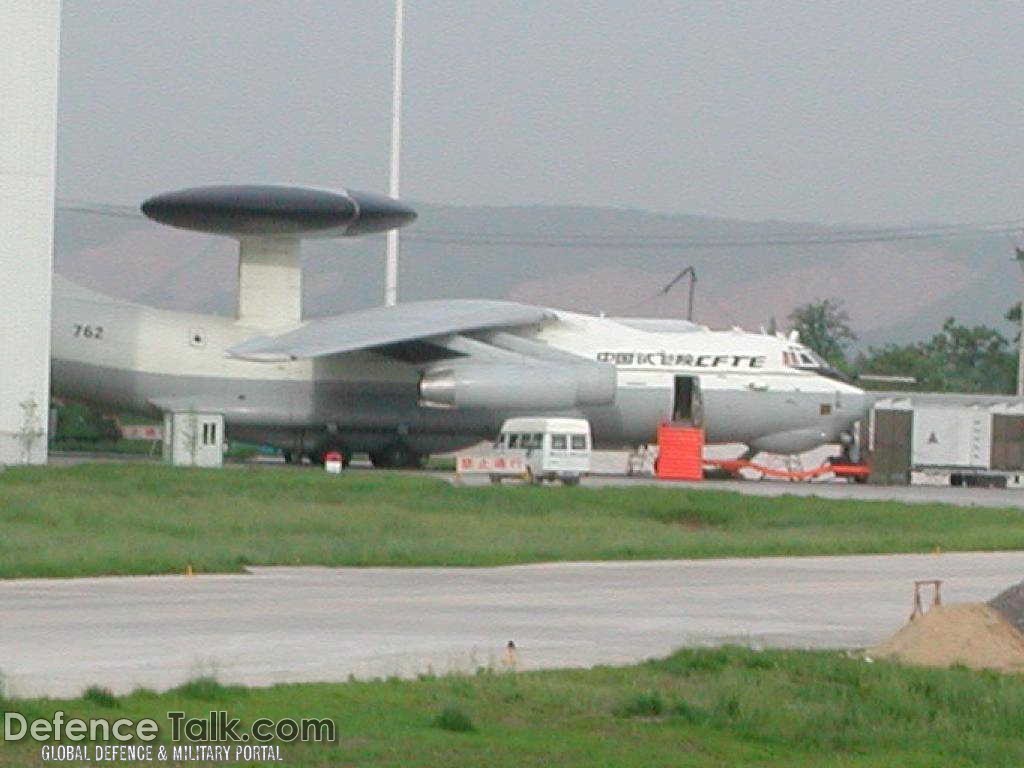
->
[[419, 362, 616, 410]]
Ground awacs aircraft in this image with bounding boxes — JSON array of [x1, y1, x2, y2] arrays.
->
[[52, 185, 872, 467]]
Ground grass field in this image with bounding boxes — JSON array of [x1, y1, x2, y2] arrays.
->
[[51, 439, 262, 460], [2, 464, 1024, 578], [2, 647, 1024, 767]]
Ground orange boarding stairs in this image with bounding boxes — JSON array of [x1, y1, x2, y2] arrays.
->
[[655, 423, 705, 480]]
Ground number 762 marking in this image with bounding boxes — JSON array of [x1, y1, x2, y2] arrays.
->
[[73, 324, 104, 340]]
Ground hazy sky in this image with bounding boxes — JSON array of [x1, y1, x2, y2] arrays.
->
[[57, 1, 1024, 225]]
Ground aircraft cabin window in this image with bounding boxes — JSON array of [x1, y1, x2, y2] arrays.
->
[[571, 434, 587, 450], [551, 434, 567, 450]]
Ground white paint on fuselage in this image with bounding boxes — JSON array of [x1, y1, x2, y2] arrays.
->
[[539, 309, 861, 392], [534, 310, 869, 449]]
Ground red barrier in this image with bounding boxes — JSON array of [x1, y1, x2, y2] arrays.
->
[[705, 458, 871, 482]]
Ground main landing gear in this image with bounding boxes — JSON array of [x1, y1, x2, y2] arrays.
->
[[285, 443, 350, 467], [369, 442, 424, 469]]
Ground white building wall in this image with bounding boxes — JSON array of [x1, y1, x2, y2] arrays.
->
[[0, 2, 61, 464]]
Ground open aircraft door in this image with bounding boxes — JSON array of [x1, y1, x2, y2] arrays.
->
[[672, 375, 703, 426]]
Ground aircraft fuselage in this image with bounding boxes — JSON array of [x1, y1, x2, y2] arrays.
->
[[51, 276, 871, 457]]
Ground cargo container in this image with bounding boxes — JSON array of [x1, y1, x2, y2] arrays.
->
[[867, 394, 1024, 488]]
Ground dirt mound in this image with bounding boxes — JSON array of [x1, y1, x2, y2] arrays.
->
[[988, 580, 1024, 634], [869, 603, 1024, 672]]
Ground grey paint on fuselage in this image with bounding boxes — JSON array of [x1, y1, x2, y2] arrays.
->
[[50, 275, 871, 455]]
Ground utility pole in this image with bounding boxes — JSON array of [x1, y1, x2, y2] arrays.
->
[[384, 0, 405, 307], [1016, 246, 1024, 396]]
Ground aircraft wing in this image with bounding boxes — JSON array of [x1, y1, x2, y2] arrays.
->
[[227, 299, 554, 362]]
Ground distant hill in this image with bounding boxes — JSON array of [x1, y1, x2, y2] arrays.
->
[[54, 202, 1019, 349]]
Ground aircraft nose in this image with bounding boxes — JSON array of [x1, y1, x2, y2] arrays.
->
[[344, 190, 418, 235]]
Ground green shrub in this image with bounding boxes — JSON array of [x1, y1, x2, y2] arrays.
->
[[55, 403, 120, 443], [672, 700, 711, 724], [171, 677, 237, 701], [433, 705, 476, 732], [616, 691, 665, 718], [81, 686, 118, 708]]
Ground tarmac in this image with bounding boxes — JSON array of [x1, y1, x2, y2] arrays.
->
[[4, 551, 1024, 697], [577, 476, 1024, 508]]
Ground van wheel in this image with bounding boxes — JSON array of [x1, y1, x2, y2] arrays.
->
[[562, 475, 581, 487], [489, 474, 503, 485], [526, 467, 543, 485]]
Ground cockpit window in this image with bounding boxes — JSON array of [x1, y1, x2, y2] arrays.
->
[[785, 347, 827, 369], [784, 346, 851, 383]]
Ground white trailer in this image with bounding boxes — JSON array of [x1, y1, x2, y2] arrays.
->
[[911, 405, 992, 470]]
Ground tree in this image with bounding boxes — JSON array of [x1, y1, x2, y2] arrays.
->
[[854, 317, 1016, 394], [787, 298, 857, 367], [1006, 302, 1021, 344]]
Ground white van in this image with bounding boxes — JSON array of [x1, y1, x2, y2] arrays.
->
[[494, 417, 592, 485]]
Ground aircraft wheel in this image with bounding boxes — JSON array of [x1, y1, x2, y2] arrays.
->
[[372, 443, 421, 469]]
